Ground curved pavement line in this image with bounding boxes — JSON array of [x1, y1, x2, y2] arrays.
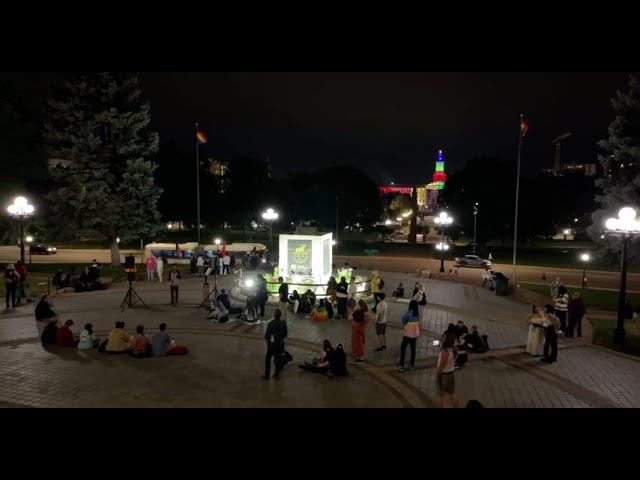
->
[[0, 325, 431, 409]]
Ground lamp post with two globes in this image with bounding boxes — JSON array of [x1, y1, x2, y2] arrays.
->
[[434, 211, 453, 273], [262, 208, 279, 260]]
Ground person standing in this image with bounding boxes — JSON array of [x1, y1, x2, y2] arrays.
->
[[278, 277, 289, 320], [336, 276, 348, 318], [156, 256, 164, 282], [395, 300, 421, 371], [550, 277, 562, 299], [374, 292, 388, 352], [222, 254, 231, 275], [351, 300, 369, 362], [526, 305, 546, 356], [348, 276, 358, 300], [196, 254, 205, 277], [169, 265, 182, 306], [435, 333, 460, 408], [541, 304, 560, 363], [326, 276, 337, 305], [371, 270, 383, 306], [4, 264, 18, 310], [567, 292, 586, 338], [256, 274, 269, 319], [263, 308, 288, 380], [553, 285, 569, 334], [146, 255, 157, 282], [15, 260, 30, 304], [230, 253, 236, 273], [412, 281, 427, 321]]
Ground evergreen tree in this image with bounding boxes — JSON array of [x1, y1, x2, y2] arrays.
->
[[589, 74, 640, 262], [43, 72, 162, 265]]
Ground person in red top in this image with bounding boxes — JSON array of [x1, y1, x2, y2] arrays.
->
[[15, 260, 30, 305], [55, 319, 77, 347]]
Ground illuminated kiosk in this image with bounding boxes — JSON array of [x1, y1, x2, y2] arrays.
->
[[278, 232, 333, 286]]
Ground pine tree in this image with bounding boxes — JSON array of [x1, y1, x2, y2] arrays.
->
[[43, 72, 162, 265], [589, 74, 640, 262]]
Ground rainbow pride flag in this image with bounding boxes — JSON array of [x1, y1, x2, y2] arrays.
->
[[196, 129, 208, 144]]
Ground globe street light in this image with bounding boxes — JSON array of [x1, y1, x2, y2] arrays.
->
[[262, 208, 279, 259], [214, 237, 221, 252], [604, 206, 640, 344], [7, 196, 35, 264], [26, 236, 34, 264], [579, 252, 590, 289], [434, 211, 453, 273]]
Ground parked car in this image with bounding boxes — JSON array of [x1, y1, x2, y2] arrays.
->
[[454, 254, 490, 268], [30, 243, 57, 255]]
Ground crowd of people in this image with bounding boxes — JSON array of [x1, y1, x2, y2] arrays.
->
[[52, 260, 104, 292]]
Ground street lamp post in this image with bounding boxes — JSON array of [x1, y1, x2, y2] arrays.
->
[[262, 208, 279, 260], [6, 196, 35, 264], [604, 207, 640, 345], [579, 253, 590, 289], [473, 202, 479, 254], [214, 238, 221, 252], [26, 236, 34, 264], [434, 211, 453, 273]]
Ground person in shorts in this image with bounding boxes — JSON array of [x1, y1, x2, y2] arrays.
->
[[374, 292, 387, 352], [436, 333, 460, 408]]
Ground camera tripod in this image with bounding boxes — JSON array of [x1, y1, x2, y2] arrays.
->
[[198, 271, 219, 309], [120, 280, 148, 313]]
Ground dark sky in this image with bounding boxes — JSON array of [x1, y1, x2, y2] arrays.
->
[[139, 72, 630, 183], [3, 72, 629, 184]]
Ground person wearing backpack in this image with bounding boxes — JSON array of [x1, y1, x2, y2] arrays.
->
[[263, 308, 288, 380]]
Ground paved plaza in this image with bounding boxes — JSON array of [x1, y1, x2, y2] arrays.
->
[[1, 269, 640, 408]]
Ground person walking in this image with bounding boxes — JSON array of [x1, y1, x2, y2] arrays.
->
[[435, 333, 460, 408], [278, 277, 289, 320], [156, 256, 164, 282], [4, 264, 18, 310], [169, 265, 181, 306], [567, 292, 586, 338], [196, 254, 205, 277], [146, 255, 157, 282], [351, 300, 369, 362], [374, 292, 388, 352], [336, 276, 348, 318], [541, 304, 560, 363], [395, 300, 421, 371], [262, 308, 288, 380], [553, 285, 569, 334]]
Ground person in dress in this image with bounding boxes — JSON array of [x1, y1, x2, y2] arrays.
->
[[436, 333, 460, 408], [156, 256, 164, 282], [351, 300, 369, 362], [525, 305, 546, 356]]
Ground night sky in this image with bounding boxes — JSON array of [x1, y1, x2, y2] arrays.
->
[[3, 72, 630, 184], [139, 72, 630, 183]]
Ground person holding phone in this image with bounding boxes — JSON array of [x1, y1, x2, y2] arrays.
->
[[395, 300, 421, 372]]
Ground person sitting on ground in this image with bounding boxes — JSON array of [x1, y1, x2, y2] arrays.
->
[[325, 297, 334, 319], [130, 324, 151, 358], [151, 323, 174, 356], [464, 325, 489, 353], [311, 299, 329, 322], [216, 289, 243, 314], [331, 343, 348, 377], [288, 290, 301, 313], [298, 291, 312, 314], [441, 323, 457, 342], [299, 339, 334, 375], [41, 320, 58, 345], [303, 289, 317, 308], [52, 269, 66, 290], [55, 319, 77, 347], [35, 294, 59, 340], [455, 320, 469, 339], [392, 283, 405, 298], [87, 259, 101, 282], [102, 321, 131, 354], [77, 323, 99, 350]]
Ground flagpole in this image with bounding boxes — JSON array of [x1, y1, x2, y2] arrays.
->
[[196, 123, 201, 245], [512, 115, 524, 287]]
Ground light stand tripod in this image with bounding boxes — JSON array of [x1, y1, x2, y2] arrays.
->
[[198, 269, 219, 309], [120, 276, 149, 313]]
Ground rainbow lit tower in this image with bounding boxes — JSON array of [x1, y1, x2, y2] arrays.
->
[[428, 149, 447, 190]]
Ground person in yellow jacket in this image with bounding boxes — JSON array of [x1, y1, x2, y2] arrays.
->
[[371, 270, 384, 310]]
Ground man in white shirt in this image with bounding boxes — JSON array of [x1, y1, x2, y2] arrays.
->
[[374, 293, 388, 352], [222, 254, 231, 275], [196, 254, 205, 277]]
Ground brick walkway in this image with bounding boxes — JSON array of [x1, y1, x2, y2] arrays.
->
[[1, 271, 639, 408]]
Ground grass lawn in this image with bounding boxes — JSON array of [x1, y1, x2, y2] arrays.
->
[[591, 318, 640, 357], [521, 283, 640, 311]]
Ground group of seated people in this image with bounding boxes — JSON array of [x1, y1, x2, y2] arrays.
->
[[52, 261, 104, 292], [96, 321, 188, 357], [287, 289, 317, 315], [441, 320, 490, 370], [299, 339, 348, 377]]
